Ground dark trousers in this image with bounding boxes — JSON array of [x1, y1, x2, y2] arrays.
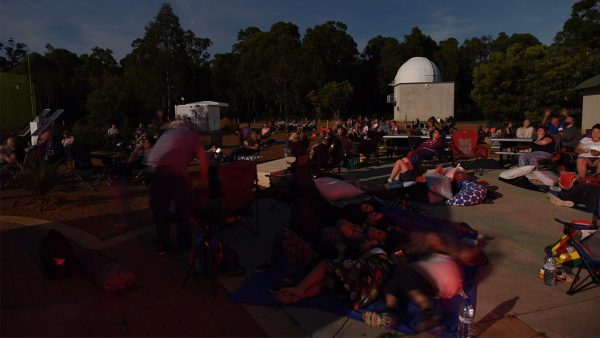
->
[[560, 184, 600, 215], [410, 149, 435, 168], [149, 168, 192, 249]]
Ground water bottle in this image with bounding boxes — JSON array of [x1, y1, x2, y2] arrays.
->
[[543, 255, 557, 286], [457, 298, 475, 338]]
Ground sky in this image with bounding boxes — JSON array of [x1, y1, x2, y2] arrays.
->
[[0, 0, 576, 60]]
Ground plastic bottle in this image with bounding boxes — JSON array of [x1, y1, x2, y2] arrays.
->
[[543, 255, 557, 286], [457, 298, 475, 338]]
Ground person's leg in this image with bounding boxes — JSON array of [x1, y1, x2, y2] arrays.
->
[[518, 153, 529, 167], [577, 157, 591, 179], [172, 174, 193, 251], [388, 159, 409, 182], [530, 151, 552, 168], [593, 159, 600, 175], [276, 260, 328, 303], [149, 173, 171, 251]]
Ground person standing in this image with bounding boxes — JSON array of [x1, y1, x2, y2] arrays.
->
[[146, 125, 209, 254]]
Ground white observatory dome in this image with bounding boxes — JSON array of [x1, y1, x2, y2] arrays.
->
[[392, 57, 441, 85]]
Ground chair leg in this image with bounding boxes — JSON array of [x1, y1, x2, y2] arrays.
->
[[567, 260, 599, 295]]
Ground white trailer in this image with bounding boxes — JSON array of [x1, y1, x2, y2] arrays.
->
[[174, 101, 228, 132]]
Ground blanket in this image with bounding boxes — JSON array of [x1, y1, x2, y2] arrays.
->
[[229, 259, 479, 336], [231, 208, 484, 336]]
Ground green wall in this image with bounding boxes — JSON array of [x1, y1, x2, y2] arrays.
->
[[0, 72, 37, 133]]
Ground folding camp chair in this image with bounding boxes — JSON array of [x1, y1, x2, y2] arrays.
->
[[450, 130, 488, 174], [554, 218, 600, 295], [218, 160, 259, 235], [69, 144, 108, 191]]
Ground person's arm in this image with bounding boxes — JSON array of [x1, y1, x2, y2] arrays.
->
[[541, 110, 551, 126], [534, 137, 553, 146]]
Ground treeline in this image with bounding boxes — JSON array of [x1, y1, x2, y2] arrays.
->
[[1, 0, 599, 132]]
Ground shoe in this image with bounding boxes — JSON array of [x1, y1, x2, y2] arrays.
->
[[547, 193, 574, 207], [253, 261, 276, 273]]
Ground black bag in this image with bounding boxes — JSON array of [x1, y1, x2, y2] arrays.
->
[[38, 229, 76, 280]]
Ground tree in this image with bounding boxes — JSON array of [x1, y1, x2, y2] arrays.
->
[[121, 3, 212, 120], [0, 38, 27, 71], [402, 27, 438, 60], [300, 21, 358, 87], [555, 0, 600, 50], [318, 81, 354, 119]]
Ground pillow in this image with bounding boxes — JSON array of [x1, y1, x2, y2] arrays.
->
[[313, 176, 364, 201], [448, 181, 487, 207], [424, 173, 453, 200], [531, 170, 559, 186], [499, 165, 536, 180]]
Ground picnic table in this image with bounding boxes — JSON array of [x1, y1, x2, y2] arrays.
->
[[490, 137, 533, 166]]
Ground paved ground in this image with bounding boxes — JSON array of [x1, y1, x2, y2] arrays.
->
[[2, 161, 600, 337]]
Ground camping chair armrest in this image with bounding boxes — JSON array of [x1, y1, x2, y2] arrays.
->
[[555, 218, 599, 232]]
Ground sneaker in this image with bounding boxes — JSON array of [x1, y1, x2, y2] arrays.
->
[[547, 193, 574, 207], [253, 261, 276, 273]]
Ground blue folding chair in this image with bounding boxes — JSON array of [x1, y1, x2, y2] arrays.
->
[[554, 218, 600, 295]]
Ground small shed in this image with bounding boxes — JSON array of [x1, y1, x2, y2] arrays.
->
[[575, 75, 600, 132]]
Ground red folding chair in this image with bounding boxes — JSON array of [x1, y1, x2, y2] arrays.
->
[[451, 130, 489, 173], [218, 160, 259, 235]]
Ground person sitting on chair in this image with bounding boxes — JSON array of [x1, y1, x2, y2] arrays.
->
[[392, 129, 444, 174], [575, 123, 600, 181], [518, 127, 555, 168], [516, 119, 534, 139]]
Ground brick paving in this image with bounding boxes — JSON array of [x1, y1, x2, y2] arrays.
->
[[1, 226, 267, 337]]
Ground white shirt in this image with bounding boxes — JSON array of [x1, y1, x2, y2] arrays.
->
[[516, 126, 534, 139], [577, 137, 600, 158]]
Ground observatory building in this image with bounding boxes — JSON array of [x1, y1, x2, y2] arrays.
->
[[389, 57, 454, 122]]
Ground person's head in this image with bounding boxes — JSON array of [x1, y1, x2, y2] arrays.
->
[[138, 122, 143, 128], [359, 200, 381, 214], [39, 130, 52, 144], [523, 119, 530, 128], [550, 116, 560, 127], [142, 137, 155, 150], [157, 110, 165, 118], [592, 124, 600, 141], [111, 123, 117, 129], [250, 130, 260, 140], [565, 116, 575, 126], [431, 129, 442, 140], [536, 127, 547, 139], [560, 107, 569, 117], [503, 121, 512, 129], [62, 131, 69, 138], [5, 136, 16, 148], [364, 211, 384, 226]]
